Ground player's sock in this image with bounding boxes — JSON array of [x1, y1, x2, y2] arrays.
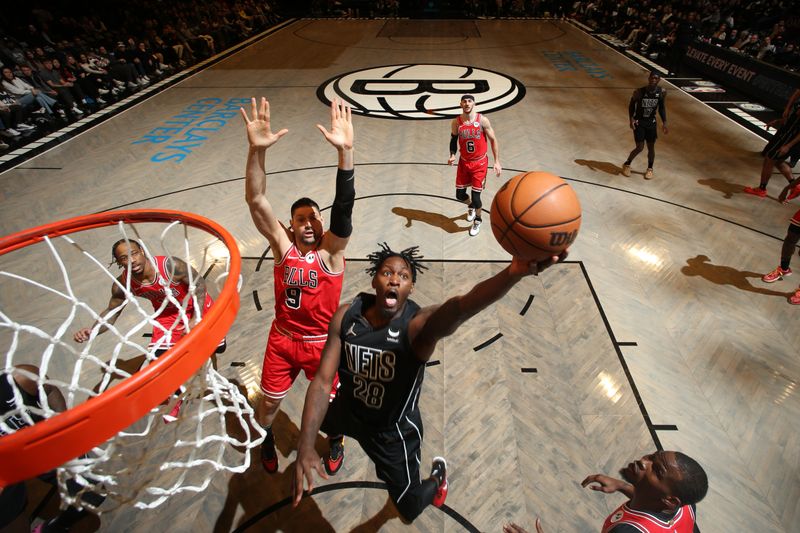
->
[[261, 425, 278, 473]]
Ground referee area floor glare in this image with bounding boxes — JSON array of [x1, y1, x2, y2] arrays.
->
[[2, 18, 798, 533]]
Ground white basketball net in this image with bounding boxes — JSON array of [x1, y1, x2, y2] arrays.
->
[[0, 219, 264, 512]]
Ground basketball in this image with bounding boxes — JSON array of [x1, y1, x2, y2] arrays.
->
[[490, 171, 581, 261]]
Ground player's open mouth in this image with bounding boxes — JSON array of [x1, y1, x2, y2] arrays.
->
[[384, 289, 398, 307]]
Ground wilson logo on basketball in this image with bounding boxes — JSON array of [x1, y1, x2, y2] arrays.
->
[[317, 64, 526, 120], [549, 230, 579, 247]]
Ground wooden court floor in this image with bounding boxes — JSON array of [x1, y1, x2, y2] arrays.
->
[[1, 19, 797, 533]]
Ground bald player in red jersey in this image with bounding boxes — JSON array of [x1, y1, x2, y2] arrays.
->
[[241, 97, 355, 474], [447, 94, 502, 238], [503, 450, 708, 533]]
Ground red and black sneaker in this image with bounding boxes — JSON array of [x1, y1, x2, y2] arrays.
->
[[324, 436, 345, 475], [261, 432, 278, 474], [743, 185, 767, 197], [431, 457, 448, 507]]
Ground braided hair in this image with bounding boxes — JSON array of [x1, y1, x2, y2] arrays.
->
[[365, 242, 428, 282]]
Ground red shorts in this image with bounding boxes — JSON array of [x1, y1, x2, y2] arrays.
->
[[792, 209, 800, 226], [260, 322, 338, 400], [456, 155, 488, 191]]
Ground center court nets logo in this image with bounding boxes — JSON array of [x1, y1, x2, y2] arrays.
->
[[317, 64, 526, 120]]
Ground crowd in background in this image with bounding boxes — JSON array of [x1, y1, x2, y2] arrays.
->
[[0, 0, 282, 152], [2, 0, 798, 154], [569, 0, 799, 75]]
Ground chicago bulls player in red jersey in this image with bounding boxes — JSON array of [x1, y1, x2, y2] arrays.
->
[[241, 97, 355, 474], [447, 94, 502, 237], [73, 239, 222, 421], [503, 450, 707, 533]]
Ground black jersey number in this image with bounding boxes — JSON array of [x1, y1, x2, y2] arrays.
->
[[285, 287, 301, 309], [353, 376, 385, 409], [466, 140, 475, 153]]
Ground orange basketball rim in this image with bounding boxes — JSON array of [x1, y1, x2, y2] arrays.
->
[[0, 209, 241, 487]]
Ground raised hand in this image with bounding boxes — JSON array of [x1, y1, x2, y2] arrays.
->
[[316, 99, 353, 151], [240, 97, 288, 150], [581, 473, 630, 494]]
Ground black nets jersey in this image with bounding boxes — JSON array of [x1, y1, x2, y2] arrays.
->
[[1, 375, 42, 436], [632, 86, 665, 126], [338, 293, 425, 429]]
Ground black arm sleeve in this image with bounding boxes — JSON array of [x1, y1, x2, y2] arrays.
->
[[658, 90, 667, 123], [449, 134, 458, 155], [329, 168, 355, 238]]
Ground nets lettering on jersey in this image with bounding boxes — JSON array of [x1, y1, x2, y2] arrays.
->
[[0, 218, 264, 511]]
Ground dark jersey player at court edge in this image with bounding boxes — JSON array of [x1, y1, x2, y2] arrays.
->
[[293, 243, 566, 522], [621, 71, 668, 180]]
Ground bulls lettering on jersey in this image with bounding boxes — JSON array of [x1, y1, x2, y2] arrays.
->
[[273, 243, 344, 337], [457, 113, 488, 162], [602, 503, 696, 533]]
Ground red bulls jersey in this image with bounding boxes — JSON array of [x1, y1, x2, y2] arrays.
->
[[602, 503, 696, 533], [122, 256, 213, 348], [457, 113, 488, 162], [273, 243, 344, 338], [791, 209, 800, 227]]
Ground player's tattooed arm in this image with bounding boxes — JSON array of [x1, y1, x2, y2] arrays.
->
[[166, 257, 208, 321]]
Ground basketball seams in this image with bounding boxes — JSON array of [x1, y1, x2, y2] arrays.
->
[[491, 171, 582, 261]]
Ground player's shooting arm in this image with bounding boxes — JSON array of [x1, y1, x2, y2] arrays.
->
[[410, 255, 564, 361]]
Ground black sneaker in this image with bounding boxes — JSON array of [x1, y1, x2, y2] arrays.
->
[[324, 436, 345, 475]]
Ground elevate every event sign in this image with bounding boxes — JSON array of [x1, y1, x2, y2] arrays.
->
[[684, 41, 799, 110]]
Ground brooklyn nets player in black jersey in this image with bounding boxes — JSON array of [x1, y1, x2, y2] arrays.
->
[[292, 243, 566, 522], [621, 71, 668, 180]]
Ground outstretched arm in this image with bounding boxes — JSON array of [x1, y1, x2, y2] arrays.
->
[[409, 253, 566, 361], [240, 97, 291, 258], [73, 282, 127, 342], [293, 304, 347, 506], [483, 115, 502, 176], [318, 100, 355, 270]]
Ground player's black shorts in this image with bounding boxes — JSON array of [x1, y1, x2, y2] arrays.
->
[[322, 395, 424, 506], [763, 129, 800, 162], [633, 123, 658, 143]]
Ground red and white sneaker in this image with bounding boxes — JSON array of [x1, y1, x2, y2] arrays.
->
[[162, 398, 183, 424], [787, 184, 800, 201], [743, 186, 767, 197], [790, 287, 800, 305], [324, 436, 345, 475], [431, 457, 448, 507], [762, 266, 792, 283]]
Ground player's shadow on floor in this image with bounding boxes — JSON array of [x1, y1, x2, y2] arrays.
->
[[574, 159, 624, 176], [681, 255, 793, 298], [214, 410, 336, 532], [697, 178, 748, 199], [392, 207, 469, 233]]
